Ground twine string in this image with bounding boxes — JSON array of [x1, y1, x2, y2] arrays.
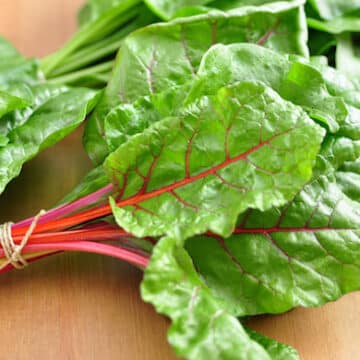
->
[[0, 210, 46, 270]]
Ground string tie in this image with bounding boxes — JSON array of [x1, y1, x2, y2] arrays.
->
[[0, 210, 46, 270]]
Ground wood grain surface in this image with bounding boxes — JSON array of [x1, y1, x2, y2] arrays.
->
[[0, 1, 359, 359]]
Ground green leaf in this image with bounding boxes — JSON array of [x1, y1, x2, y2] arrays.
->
[[141, 236, 272, 360], [185, 136, 360, 317], [246, 328, 300, 360], [85, 0, 308, 163], [111, 0, 307, 105], [0, 85, 99, 194], [308, 0, 360, 20], [0, 36, 40, 118], [0, 36, 22, 60], [309, 56, 360, 109], [307, 14, 360, 33], [336, 33, 360, 89], [77, 0, 127, 26], [189, 43, 350, 133], [145, 0, 212, 20], [103, 82, 192, 152], [106, 81, 324, 240]]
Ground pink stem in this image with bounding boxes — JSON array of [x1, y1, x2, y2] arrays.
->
[[0, 241, 149, 268], [13, 184, 114, 229]]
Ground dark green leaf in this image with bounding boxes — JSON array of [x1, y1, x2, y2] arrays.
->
[[0, 36, 40, 118], [0, 85, 99, 194]]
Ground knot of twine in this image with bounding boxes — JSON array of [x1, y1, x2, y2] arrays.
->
[[0, 210, 46, 270]]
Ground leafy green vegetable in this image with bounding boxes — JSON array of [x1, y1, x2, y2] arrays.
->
[[106, 81, 324, 240], [246, 328, 300, 360], [111, 0, 308, 104], [308, 0, 360, 20], [84, 0, 309, 163], [307, 13, 360, 33], [144, 0, 212, 20], [42, 0, 156, 85], [0, 84, 99, 194], [1, 2, 360, 359], [190, 43, 351, 133], [185, 136, 360, 316], [78, 0, 126, 26], [141, 236, 272, 360], [336, 33, 360, 88], [0, 36, 39, 118], [142, 237, 272, 359]]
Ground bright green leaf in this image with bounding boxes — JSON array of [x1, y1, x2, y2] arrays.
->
[[0, 85, 99, 194], [141, 236, 272, 360], [246, 328, 300, 360], [190, 43, 350, 133], [106, 81, 324, 240], [185, 136, 360, 316], [85, 0, 308, 163]]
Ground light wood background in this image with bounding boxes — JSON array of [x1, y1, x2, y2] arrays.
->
[[0, 1, 359, 359]]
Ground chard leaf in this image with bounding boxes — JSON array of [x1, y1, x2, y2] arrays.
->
[[85, 0, 308, 163], [78, 0, 128, 26], [336, 159, 360, 202], [106, 81, 324, 240], [141, 236, 272, 360], [185, 136, 360, 316], [110, 1, 307, 104], [190, 43, 350, 133], [246, 328, 300, 360], [144, 0, 212, 20], [104, 42, 359, 153], [210, 0, 297, 11], [336, 33, 360, 88], [103, 82, 192, 152], [308, 0, 360, 20], [0, 36, 40, 118], [0, 86, 33, 119], [0, 85, 99, 194], [0, 135, 8, 147], [307, 14, 360, 33]]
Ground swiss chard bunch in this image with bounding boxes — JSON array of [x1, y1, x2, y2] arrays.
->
[[0, 0, 359, 359]]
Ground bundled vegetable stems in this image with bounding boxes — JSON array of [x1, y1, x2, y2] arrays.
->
[[0, 183, 150, 272], [0, 0, 359, 359], [42, 0, 157, 87]]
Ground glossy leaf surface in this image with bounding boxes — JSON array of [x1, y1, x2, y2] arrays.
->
[[84, 0, 308, 163], [0, 85, 99, 194], [141, 236, 272, 360], [106, 81, 324, 240]]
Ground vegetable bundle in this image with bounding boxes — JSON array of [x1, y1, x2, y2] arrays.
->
[[0, 0, 359, 359]]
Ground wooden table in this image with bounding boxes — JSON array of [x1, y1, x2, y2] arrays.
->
[[0, 1, 359, 359]]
